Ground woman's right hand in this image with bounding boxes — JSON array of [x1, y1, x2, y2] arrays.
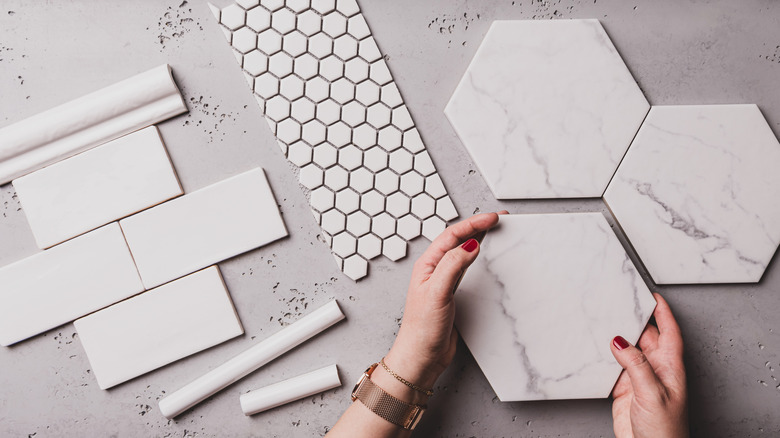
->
[[610, 293, 689, 438]]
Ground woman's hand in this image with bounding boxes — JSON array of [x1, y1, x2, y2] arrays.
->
[[383, 212, 502, 392], [610, 293, 689, 438], [327, 213, 502, 437]]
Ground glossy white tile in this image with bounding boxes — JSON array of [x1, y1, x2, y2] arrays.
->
[[13, 126, 182, 249], [346, 211, 371, 236], [75, 266, 243, 389], [357, 233, 382, 260], [299, 164, 325, 189], [396, 215, 421, 240], [445, 20, 649, 199], [382, 235, 406, 261], [332, 232, 357, 257], [605, 104, 780, 284], [342, 254, 368, 280], [120, 168, 287, 289], [0, 223, 143, 347], [455, 213, 656, 400]]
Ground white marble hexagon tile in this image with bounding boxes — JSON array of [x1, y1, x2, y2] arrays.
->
[[445, 20, 649, 199], [605, 104, 780, 284], [209, 0, 458, 280], [455, 213, 656, 401]]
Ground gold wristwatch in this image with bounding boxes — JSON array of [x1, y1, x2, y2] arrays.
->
[[351, 363, 426, 430]]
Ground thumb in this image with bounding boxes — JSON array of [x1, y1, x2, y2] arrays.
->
[[610, 336, 663, 398], [427, 238, 481, 299]]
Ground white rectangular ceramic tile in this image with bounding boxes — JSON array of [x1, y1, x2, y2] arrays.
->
[[119, 167, 287, 288], [75, 266, 243, 390], [13, 126, 183, 249], [0, 64, 187, 185], [0, 223, 144, 347]]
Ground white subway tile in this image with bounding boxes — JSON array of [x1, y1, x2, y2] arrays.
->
[[0, 223, 144, 347], [75, 266, 243, 389], [119, 168, 287, 288], [13, 126, 182, 249]]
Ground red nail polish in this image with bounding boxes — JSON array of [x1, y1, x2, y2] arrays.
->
[[461, 238, 478, 252], [613, 336, 630, 350]]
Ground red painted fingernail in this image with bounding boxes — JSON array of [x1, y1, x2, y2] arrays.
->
[[613, 336, 630, 350], [461, 238, 478, 252]]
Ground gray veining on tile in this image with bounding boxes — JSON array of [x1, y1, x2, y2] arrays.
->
[[455, 213, 656, 400], [445, 19, 649, 199], [605, 104, 780, 284]]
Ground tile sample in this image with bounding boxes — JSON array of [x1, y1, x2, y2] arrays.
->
[[74, 266, 243, 390], [445, 20, 649, 199], [240, 364, 341, 415], [455, 213, 656, 401], [119, 167, 287, 289], [159, 300, 345, 419], [0, 223, 144, 347], [604, 104, 780, 284], [209, 0, 458, 280], [13, 126, 183, 249], [0, 65, 187, 185]]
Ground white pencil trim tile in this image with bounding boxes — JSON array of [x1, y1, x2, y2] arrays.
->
[[0, 65, 187, 185], [240, 364, 341, 415]]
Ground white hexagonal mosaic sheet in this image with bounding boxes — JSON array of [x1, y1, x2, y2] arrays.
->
[[210, 0, 458, 280]]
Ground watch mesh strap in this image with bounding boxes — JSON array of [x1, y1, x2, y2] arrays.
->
[[354, 376, 424, 429]]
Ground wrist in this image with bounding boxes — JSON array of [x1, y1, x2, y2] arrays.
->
[[370, 356, 431, 407], [383, 347, 442, 392]]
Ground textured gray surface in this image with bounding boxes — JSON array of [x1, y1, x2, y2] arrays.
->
[[0, 0, 779, 436]]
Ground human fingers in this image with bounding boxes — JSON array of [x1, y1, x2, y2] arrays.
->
[[426, 238, 481, 303], [610, 367, 632, 399], [653, 293, 682, 335], [652, 293, 684, 355], [413, 213, 499, 280], [637, 323, 660, 353], [610, 336, 664, 399]]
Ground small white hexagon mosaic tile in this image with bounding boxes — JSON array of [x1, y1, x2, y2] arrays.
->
[[210, 0, 458, 280]]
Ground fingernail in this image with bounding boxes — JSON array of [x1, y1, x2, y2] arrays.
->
[[461, 238, 478, 252], [613, 336, 630, 350]]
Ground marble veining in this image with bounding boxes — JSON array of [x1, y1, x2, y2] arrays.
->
[[455, 213, 656, 401], [445, 19, 649, 199], [604, 104, 780, 284]]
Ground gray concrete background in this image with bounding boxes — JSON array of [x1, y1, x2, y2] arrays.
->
[[1, 0, 779, 436]]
